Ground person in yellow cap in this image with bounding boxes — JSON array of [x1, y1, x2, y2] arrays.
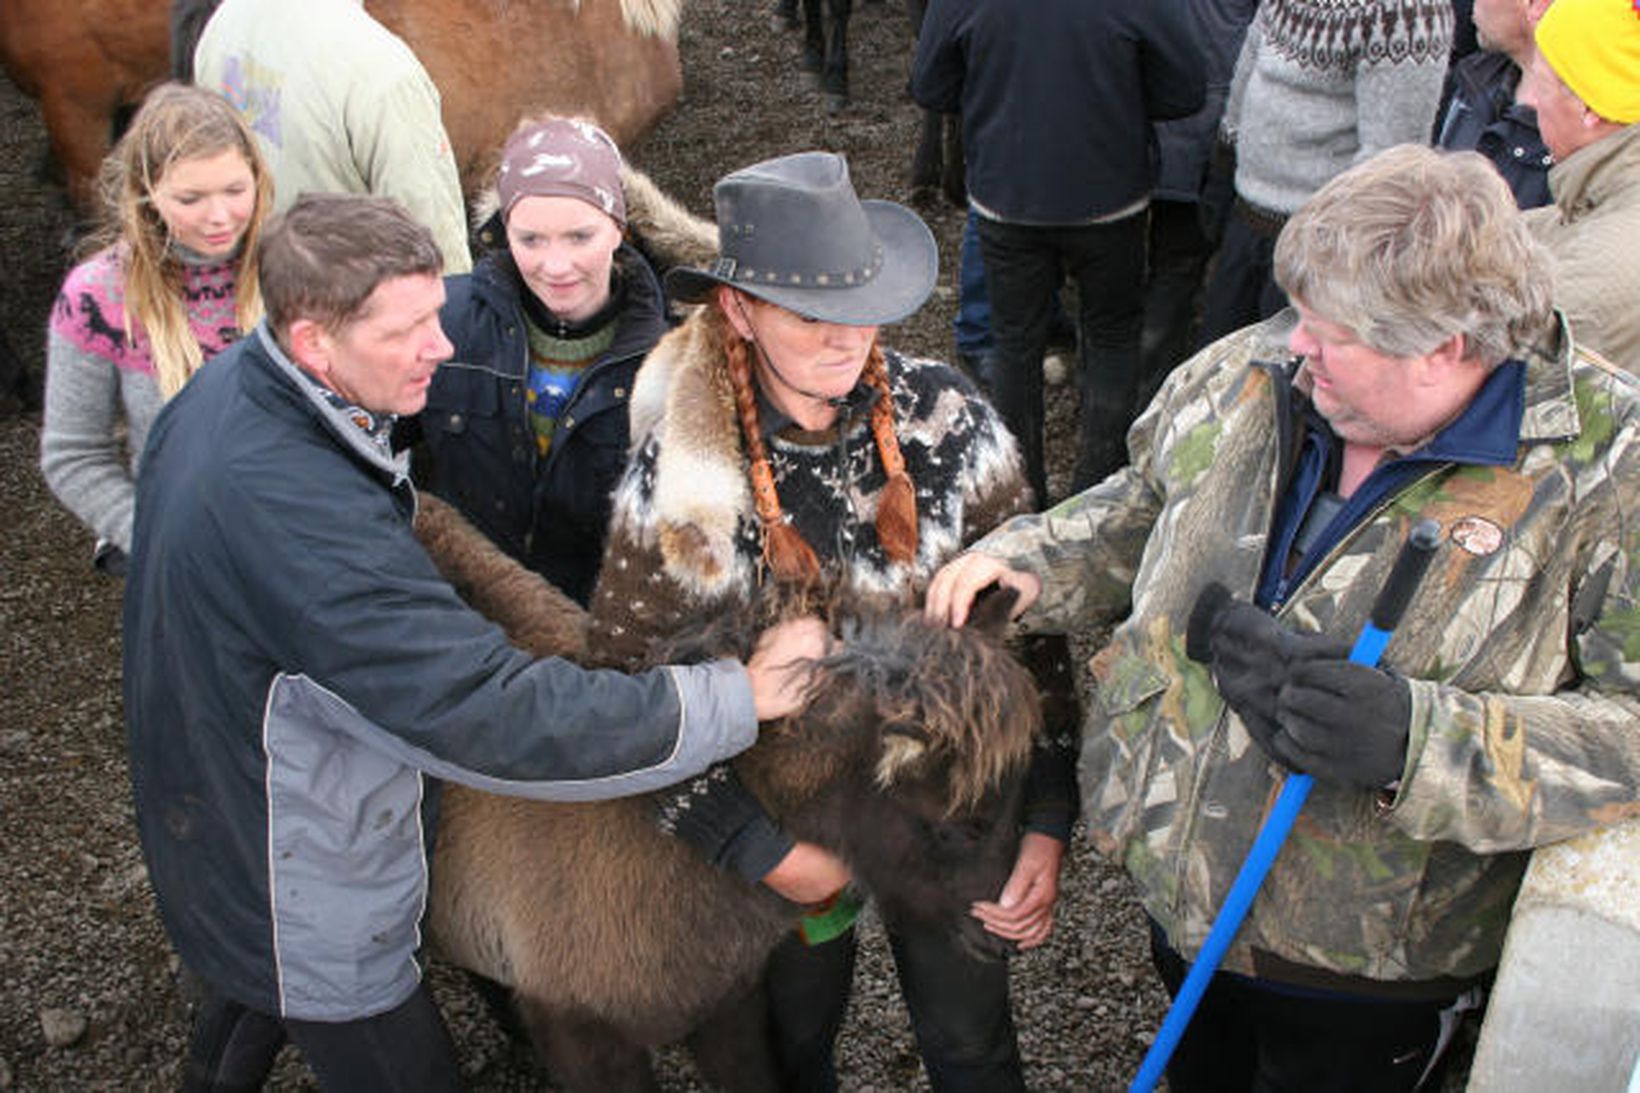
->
[[1520, 0, 1640, 370]]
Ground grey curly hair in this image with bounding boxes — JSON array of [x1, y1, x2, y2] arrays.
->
[[1274, 144, 1555, 368]]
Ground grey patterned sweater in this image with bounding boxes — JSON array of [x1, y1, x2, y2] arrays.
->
[[1223, 0, 1453, 216]]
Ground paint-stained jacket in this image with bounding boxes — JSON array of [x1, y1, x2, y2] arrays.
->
[[972, 311, 1640, 985]]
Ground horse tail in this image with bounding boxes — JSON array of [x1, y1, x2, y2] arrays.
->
[[169, 0, 225, 81]]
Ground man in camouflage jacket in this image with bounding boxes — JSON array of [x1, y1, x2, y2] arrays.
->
[[928, 144, 1640, 1091]]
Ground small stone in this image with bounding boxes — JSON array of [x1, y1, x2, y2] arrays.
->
[[1043, 352, 1071, 387], [40, 1008, 87, 1048]]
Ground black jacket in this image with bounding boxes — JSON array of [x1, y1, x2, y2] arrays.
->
[[416, 244, 669, 605], [912, 0, 1206, 223], [1436, 50, 1553, 210]]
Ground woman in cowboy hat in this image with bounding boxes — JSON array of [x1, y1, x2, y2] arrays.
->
[[586, 150, 1078, 1090]]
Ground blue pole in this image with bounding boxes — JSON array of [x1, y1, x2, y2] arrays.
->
[[1130, 519, 1442, 1093]]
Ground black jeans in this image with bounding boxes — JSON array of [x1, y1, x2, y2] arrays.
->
[[182, 981, 460, 1092], [1140, 199, 1215, 409], [1149, 926, 1458, 1092], [764, 922, 1024, 1092], [975, 211, 1147, 504], [1195, 201, 1289, 351]]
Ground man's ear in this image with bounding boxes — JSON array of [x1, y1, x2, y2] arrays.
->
[[285, 318, 330, 377], [1420, 332, 1470, 383]]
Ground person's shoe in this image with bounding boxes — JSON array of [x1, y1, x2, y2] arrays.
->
[[772, 0, 798, 30]]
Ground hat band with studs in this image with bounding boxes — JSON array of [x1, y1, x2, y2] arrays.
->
[[709, 244, 884, 290]]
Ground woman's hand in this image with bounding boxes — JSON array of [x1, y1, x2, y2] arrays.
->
[[924, 551, 1041, 628], [969, 832, 1064, 950], [762, 841, 853, 905]]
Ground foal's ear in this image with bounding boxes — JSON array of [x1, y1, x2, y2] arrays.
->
[[965, 584, 1020, 638]]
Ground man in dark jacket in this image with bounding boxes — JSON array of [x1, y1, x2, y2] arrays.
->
[[123, 193, 826, 1090], [1436, 0, 1555, 208], [912, 0, 1205, 504]]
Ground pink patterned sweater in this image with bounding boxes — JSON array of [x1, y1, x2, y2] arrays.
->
[[41, 245, 244, 552]]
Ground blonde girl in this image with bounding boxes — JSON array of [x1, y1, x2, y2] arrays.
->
[[41, 82, 271, 569]]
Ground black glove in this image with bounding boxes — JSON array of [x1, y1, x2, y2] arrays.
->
[[1200, 597, 1347, 757], [1272, 658, 1411, 790]]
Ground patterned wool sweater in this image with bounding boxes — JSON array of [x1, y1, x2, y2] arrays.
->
[[1223, 0, 1453, 216], [587, 315, 1077, 878], [41, 245, 244, 553], [588, 317, 1035, 665]]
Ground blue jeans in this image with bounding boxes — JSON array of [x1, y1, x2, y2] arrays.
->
[[764, 922, 1024, 1092], [954, 211, 993, 357]]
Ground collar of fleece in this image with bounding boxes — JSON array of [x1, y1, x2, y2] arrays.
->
[[626, 314, 754, 600]]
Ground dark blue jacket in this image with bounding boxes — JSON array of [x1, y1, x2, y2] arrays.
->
[[912, 0, 1206, 224], [1437, 50, 1553, 210], [123, 324, 758, 1021], [417, 244, 668, 605], [1153, 0, 1258, 203]]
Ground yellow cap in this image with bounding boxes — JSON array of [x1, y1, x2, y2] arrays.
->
[[1535, 0, 1640, 124]]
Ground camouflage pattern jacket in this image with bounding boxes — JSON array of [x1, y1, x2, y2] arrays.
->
[[973, 311, 1640, 986]]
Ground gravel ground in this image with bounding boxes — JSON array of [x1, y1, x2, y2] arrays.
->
[[0, 1, 1477, 1088]]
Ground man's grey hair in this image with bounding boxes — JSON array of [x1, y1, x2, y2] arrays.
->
[[259, 193, 445, 336], [1274, 144, 1554, 367]]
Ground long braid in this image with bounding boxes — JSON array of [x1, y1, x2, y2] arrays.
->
[[863, 344, 918, 565], [718, 315, 823, 586]]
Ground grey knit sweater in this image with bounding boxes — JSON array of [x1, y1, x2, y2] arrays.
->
[[1223, 0, 1453, 216]]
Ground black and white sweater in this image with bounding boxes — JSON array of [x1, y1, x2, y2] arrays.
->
[[588, 314, 1077, 881]]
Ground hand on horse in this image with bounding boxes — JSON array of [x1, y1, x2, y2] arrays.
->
[[746, 615, 832, 721], [924, 551, 1041, 629], [971, 832, 1064, 950], [762, 841, 852, 906]]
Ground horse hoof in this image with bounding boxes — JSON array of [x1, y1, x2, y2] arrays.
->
[[824, 92, 848, 116], [801, 47, 823, 73]]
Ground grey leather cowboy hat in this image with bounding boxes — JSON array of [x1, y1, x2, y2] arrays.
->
[[666, 151, 938, 326]]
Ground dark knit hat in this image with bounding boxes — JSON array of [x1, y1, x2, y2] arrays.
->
[[496, 118, 626, 227]]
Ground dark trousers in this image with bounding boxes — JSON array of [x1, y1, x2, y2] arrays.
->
[[1195, 201, 1289, 351], [1140, 199, 1214, 409], [1149, 927, 1458, 1092], [765, 923, 1024, 1092], [975, 211, 1146, 504], [182, 981, 460, 1092]]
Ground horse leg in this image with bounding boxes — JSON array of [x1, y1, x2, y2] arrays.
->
[[821, 0, 852, 113], [0, 328, 39, 414], [35, 88, 118, 213], [800, 0, 825, 75], [685, 985, 779, 1093], [910, 109, 944, 200], [941, 112, 967, 207], [516, 997, 660, 1093]]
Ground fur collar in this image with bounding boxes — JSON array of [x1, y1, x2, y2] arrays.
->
[[627, 316, 753, 598]]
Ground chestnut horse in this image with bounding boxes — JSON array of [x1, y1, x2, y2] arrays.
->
[[0, 0, 684, 210]]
